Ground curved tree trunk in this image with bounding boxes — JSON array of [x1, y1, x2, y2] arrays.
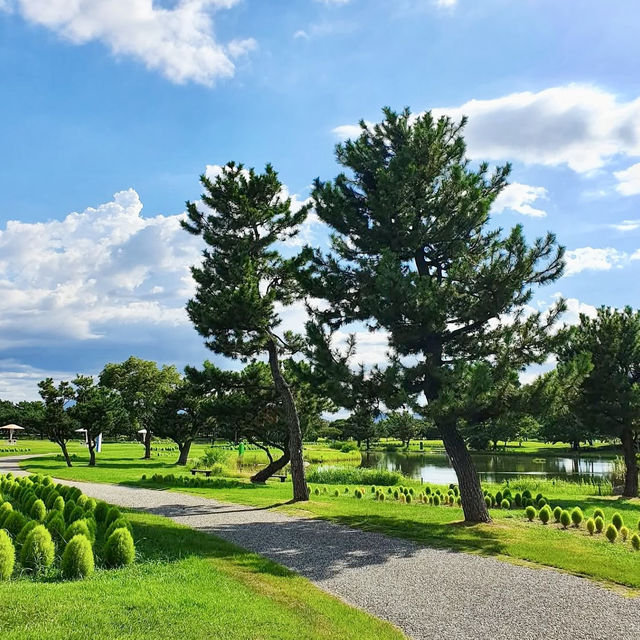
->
[[143, 429, 152, 459], [251, 450, 290, 483], [58, 441, 72, 467], [176, 440, 192, 466], [88, 442, 96, 467], [266, 338, 308, 502], [621, 427, 638, 497], [438, 419, 491, 523]]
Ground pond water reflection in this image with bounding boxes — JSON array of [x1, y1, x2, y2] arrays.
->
[[359, 450, 616, 485]]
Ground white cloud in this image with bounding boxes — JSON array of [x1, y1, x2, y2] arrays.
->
[[435, 0, 457, 6], [0, 189, 202, 347], [0, 360, 80, 402], [333, 84, 640, 173], [293, 29, 309, 40], [614, 162, 640, 196], [492, 183, 548, 218], [563, 247, 629, 276], [1, 0, 253, 86], [610, 219, 640, 232]]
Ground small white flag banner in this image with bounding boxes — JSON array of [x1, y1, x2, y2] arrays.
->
[[96, 433, 103, 453]]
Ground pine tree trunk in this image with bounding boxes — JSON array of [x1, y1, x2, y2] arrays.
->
[[438, 419, 491, 523], [251, 450, 290, 483], [59, 441, 72, 467], [266, 338, 308, 502], [88, 442, 96, 467], [143, 429, 152, 459], [177, 440, 192, 466], [621, 427, 638, 497]]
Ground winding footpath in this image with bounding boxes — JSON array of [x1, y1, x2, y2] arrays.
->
[[2, 455, 639, 640]]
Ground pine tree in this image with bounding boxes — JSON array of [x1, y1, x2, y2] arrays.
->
[[182, 163, 311, 501], [304, 108, 564, 522]]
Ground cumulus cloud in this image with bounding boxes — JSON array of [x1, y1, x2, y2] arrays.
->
[[333, 84, 640, 173], [0, 189, 202, 348], [610, 219, 640, 232], [492, 183, 548, 218], [0, 0, 254, 86], [614, 162, 640, 196], [564, 247, 630, 276]]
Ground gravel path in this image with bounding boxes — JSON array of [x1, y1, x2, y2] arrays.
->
[[2, 455, 639, 640]]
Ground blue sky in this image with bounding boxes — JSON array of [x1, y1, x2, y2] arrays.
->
[[1, 0, 639, 400]]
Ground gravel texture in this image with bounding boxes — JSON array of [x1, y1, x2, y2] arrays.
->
[[2, 455, 639, 639]]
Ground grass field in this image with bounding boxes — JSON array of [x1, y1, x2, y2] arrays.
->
[[0, 507, 403, 640], [18, 440, 640, 592]]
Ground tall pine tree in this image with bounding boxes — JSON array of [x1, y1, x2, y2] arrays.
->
[[182, 163, 311, 501], [304, 109, 565, 522]]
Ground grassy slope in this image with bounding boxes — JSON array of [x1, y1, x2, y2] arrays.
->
[[0, 509, 403, 640], [19, 442, 640, 591]]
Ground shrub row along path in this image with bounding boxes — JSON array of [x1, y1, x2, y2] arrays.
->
[[2, 456, 638, 640]]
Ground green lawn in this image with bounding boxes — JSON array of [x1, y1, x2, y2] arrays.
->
[[0, 508, 403, 640], [17, 441, 640, 592]]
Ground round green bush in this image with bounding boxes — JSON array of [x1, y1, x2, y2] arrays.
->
[[586, 518, 596, 535], [433, 494, 441, 506], [500, 499, 510, 510], [612, 512, 623, 531], [378, 492, 385, 502], [333, 489, 339, 497], [61, 534, 94, 579], [354, 489, 362, 499], [570, 507, 583, 527], [94, 501, 109, 523], [425, 487, 431, 495], [65, 519, 93, 545], [525, 506, 536, 521], [63, 499, 76, 522], [631, 533, 640, 551], [537, 498, 547, 508], [31, 499, 47, 523], [539, 506, 551, 524], [560, 510, 571, 529], [406, 493, 412, 504], [0, 501, 13, 527], [0, 529, 15, 580], [620, 526, 629, 542], [52, 496, 64, 513], [593, 508, 605, 520], [370, 486, 376, 493], [553, 506, 562, 522], [484, 496, 491, 508], [343, 487, 349, 494], [20, 524, 54, 572], [456, 496, 462, 506], [16, 520, 38, 547], [3, 511, 27, 537], [68, 505, 84, 525], [605, 523, 618, 543], [595, 516, 605, 533], [398, 493, 406, 503], [84, 498, 96, 514], [104, 507, 122, 528], [514, 493, 522, 507], [76, 494, 88, 508], [104, 528, 135, 568], [495, 491, 503, 505], [313, 488, 320, 496], [522, 489, 532, 499], [45, 491, 59, 509], [46, 512, 66, 542]]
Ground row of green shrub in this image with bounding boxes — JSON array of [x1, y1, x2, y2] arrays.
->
[[0, 448, 31, 453], [141, 472, 225, 486], [0, 473, 135, 581], [523, 503, 640, 550], [483, 488, 550, 510], [311, 483, 465, 506], [306, 466, 404, 486]]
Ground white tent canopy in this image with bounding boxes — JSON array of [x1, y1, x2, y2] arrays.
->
[[1, 424, 25, 443]]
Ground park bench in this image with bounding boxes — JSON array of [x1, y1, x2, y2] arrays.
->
[[270, 474, 287, 482], [190, 469, 214, 477]]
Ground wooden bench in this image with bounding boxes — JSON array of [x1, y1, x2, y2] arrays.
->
[[271, 474, 287, 483], [190, 469, 214, 477]]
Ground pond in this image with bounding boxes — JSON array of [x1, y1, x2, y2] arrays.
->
[[359, 449, 618, 485]]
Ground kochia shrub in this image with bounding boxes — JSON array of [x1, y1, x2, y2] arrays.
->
[[586, 518, 596, 535], [52, 496, 64, 513], [16, 520, 38, 547], [620, 526, 629, 542], [105, 507, 122, 527], [104, 528, 135, 568], [0, 529, 14, 580], [560, 510, 571, 529], [539, 506, 551, 524], [63, 499, 76, 522], [500, 499, 510, 510], [484, 496, 491, 508], [61, 534, 94, 579], [406, 493, 412, 504], [631, 533, 640, 551], [595, 516, 605, 533], [553, 506, 562, 522], [570, 507, 583, 527], [46, 512, 66, 542], [593, 508, 604, 520], [612, 512, 623, 531], [354, 489, 363, 499], [525, 506, 536, 521], [514, 493, 522, 507], [68, 506, 85, 525], [64, 519, 93, 545], [605, 524, 618, 543], [0, 501, 13, 527], [3, 511, 27, 538], [31, 499, 47, 523], [94, 501, 109, 523], [20, 525, 55, 572], [433, 494, 441, 506], [495, 491, 503, 505]]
